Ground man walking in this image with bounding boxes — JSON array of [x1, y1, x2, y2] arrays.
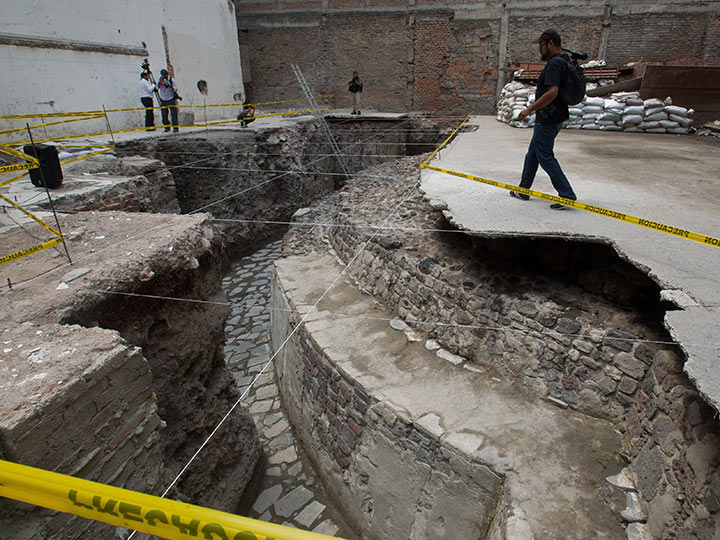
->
[[138, 72, 156, 131], [510, 29, 577, 209], [157, 69, 179, 132]]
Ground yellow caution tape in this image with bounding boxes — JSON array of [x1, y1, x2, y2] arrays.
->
[[0, 193, 61, 237], [0, 111, 104, 119], [5, 107, 328, 146], [0, 114, 104, 136], [0, 162, 37, 174], [0, 149, 110, 188], [0, 460, 342, 540], [419, 163, 720, 248], [0, 237, 64, 266], [0, 144, 40, 164], [0, 170, 29, 188], [421, 112, 472, 166], [0, 96, 335, 120]]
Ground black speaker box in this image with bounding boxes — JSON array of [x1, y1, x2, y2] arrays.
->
[[23, 143, 63, 189]]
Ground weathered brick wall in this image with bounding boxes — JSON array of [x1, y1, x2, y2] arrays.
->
[[234, 0, 720, 113], [506, 14, 604, 66], [605, 13, 720, 65]]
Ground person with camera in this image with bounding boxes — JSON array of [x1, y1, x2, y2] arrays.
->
[[237, 102, 256, 127], [157, 68, 180, 132], [138, 71, 156, 131], [510, 29, 577, 209], [348, 71, 363, 115]]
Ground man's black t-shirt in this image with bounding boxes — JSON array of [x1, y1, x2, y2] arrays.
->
[[536, 53, 569, 125]]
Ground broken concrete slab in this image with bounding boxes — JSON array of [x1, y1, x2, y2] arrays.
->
[[420, 116, 720, 413]]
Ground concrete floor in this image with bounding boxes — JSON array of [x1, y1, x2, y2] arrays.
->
[[420, 116, 720, 412]]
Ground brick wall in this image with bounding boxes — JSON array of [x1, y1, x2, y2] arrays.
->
[[233, 0, 720, 114], [605, 13, 720, 65]]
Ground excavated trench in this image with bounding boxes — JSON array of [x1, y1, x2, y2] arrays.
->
[[117, 118, 720, 539], [10, 116, 715, 538]]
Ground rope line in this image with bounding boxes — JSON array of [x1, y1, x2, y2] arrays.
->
[[93, 289, 684, 348], [0, 117, 411, 291]]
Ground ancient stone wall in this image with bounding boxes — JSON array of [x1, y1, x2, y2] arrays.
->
[[234, 0, 720, 113], [0, 212, 261, 537], [271, 266, 502, 539], [315, 156, 720, 538], [329, 207, 673, 424], [625, 348, 720, 537], [116, 118, 449, 256], [0, 325, 164, 540]]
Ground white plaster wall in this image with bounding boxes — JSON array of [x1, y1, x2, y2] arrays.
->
[[0, 0, 244, 139]]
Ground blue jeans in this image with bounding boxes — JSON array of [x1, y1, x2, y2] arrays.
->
[[520, 122, 576, 200]]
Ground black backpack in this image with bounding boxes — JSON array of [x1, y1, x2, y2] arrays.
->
[[559, 55, 586, 106]]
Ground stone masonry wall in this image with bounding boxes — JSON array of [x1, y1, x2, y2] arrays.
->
[[329, 196, 670, 424], [624, 348, 720, 538], [316, 154, 720, 538], [59, 214, 261, 509], [117, 118, 452, 256], [0, 325, 163, 540], [42, 155, 181, 215], [235, 0, 720, 114], [271, 267, 502, 539]]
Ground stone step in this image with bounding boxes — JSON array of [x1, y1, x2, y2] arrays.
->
[[272, 253, 627, 539]]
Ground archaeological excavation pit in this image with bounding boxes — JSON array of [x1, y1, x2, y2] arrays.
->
[[2, 115, 720, 540]]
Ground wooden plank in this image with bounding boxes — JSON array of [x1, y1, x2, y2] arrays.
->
[[586, 77, 642, 97], [640, 65, 720, 123]]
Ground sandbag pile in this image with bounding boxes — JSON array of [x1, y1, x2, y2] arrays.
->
[[496, 83, 694, 134], [496, 81, 536, 128]]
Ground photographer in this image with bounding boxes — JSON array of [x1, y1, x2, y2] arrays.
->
[[138, 72, 156, 131], [348, 71, 363, 115], [157, 68, 180, 133]]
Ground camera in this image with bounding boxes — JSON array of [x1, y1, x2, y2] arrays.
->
[[562, 47, 588, 61], [141, 58, 151, 72]]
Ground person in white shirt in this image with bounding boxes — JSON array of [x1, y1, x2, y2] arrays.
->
[[157, 69, 179, 132], [138, 72, 156, 131]]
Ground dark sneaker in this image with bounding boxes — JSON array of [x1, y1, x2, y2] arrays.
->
[[509, 191, 529, 201], [549, 203, 567, 210]]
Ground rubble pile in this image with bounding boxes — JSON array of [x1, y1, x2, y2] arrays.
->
[[497, 82, 694, 134]]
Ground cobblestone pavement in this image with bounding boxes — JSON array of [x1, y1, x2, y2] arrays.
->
[[221, 240, 354, 539]]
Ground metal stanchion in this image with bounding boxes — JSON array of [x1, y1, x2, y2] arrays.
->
[[25, 123, 72, 265]]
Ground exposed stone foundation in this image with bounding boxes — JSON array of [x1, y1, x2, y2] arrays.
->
[[0, 212, 261, 538], [280, 155, 720, 538], [271, 257, 505, 539]]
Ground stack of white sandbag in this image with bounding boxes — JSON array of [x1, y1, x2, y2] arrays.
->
[[496, 81, 536, 128], [496, 83, 694, 134], [564, 92, 694, 134]]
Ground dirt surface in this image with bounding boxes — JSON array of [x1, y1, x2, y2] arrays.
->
[[0, 211, 214, 325]]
